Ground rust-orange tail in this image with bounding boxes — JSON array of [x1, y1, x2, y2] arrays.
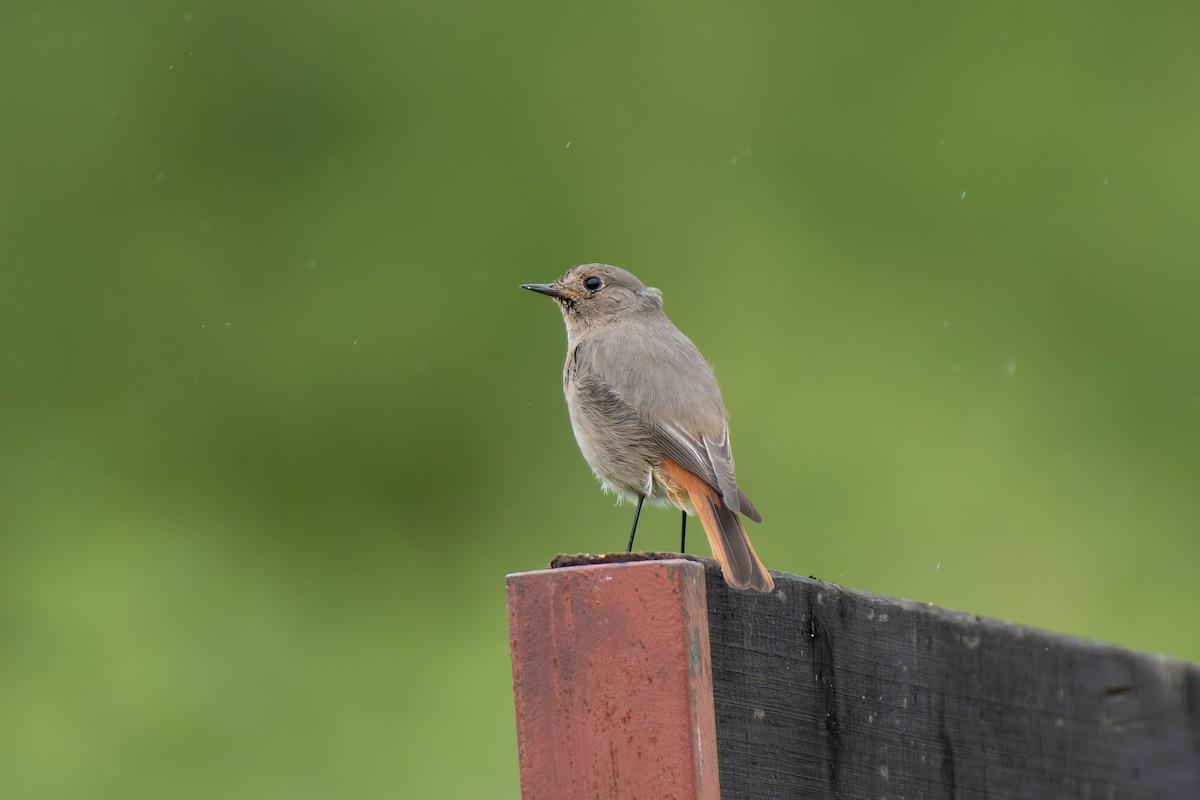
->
[[661, 459, 774, 592]]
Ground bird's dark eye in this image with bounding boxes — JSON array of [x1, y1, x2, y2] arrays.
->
[[584, 276, 602, 291]]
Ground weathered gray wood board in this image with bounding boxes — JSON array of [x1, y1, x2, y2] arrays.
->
[[704, 564, 1199, 799]]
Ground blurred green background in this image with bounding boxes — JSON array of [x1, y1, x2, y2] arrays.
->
[[3, 2, 1198, 797]]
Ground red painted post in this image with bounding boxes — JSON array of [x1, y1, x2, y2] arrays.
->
[[507, 558, 720, 800]]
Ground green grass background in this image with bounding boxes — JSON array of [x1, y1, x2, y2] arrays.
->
[[3, 3, 1198, 797]]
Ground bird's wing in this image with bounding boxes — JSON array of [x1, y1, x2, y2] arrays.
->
[[584, 326, 761, 521]]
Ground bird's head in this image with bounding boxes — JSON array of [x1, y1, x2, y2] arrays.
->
[[522, 264, 663, 328]]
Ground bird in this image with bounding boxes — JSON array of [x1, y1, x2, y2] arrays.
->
[[522, 263, 774, 592]]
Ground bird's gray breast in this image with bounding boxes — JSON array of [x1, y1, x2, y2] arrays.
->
[[563, 339, 660, 500]]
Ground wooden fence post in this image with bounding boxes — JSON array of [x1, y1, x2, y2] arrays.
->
[[508, 557, 719, 800], [508, 556, 1200, 799]]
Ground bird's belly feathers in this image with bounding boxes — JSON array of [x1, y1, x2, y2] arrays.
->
[[564, 378, 674, 506]]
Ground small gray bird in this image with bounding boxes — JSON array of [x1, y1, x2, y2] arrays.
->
[[522, 264, 774, 592]]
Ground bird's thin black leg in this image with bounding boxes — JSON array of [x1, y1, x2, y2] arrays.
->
[[626, 494, 646, 552], [680, 511, 687, 553]]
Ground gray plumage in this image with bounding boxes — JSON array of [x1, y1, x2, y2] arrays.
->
[[522, 264, 773, 592]]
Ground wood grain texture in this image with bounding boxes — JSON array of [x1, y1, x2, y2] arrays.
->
[[704, 564, 1200, 799]]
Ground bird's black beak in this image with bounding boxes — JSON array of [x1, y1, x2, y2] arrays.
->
[[521, 282, 577, 300]]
